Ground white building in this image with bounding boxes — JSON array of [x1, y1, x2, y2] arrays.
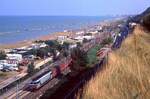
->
[[6, 54, 23, 62], [74, 35, 94, 43], [76, 31, 85, 35], [28, 43, 47, 50], [0, 60, 19, 71], [69, 44, 77, 49], [39, 43, 47, 48], [57, 36, 68, 41]]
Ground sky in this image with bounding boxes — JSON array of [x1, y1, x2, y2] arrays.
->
[[0, 0, 150, 16]]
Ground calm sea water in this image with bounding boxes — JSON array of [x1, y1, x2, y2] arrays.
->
[[0, 16, 113, 44]]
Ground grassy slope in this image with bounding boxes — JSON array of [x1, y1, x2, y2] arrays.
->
[[78, 26, 150, 99]]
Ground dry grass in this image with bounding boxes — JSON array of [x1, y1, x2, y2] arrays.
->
[[77, 26, 150, 99]]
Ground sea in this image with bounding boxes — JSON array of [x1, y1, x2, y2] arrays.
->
[[0, 16, 114, 44]]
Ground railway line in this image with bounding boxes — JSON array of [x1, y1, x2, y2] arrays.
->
[[5, 31, 110, 99], [7, 70, 68, 99], [1, 28, 119, 99], [63, 24, 131, 99], [5, 62, 71, 99], [0, 57, 69, 99], [44, 24, 131, 99]]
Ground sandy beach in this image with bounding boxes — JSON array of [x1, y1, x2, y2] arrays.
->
[[0, 31, 75, 50]]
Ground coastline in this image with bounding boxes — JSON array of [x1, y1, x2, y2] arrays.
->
[[0, 31, 75, 50], [0, 17, 121, 50]]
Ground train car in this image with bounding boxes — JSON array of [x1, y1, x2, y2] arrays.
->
[[27, 59, 72, 91], [28, 70, 52, 91], [51, 59, 72, 77]]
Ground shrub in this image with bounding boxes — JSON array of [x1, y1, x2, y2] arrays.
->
[[101, 37, 113, 45], [83, 38, 88, 43], [142, 13, 150, 31], [27, 62, 35, 75], [71, 47, 87, 71]]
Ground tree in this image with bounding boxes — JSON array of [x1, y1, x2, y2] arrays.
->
[[84, 33, 92, 36], [62, 42, 70, 50], [36, 48, 48, 59], [62, 50, 69, 58], [27, 62, 35, 75], [30, 49, 37, 56], [0, 51, 6, 60], [76, 42, 82, 48], [71, 47, 87, 71], [101, 37, 113, 45], [49, 48, 57, 61], [83, 38, 88, 43]]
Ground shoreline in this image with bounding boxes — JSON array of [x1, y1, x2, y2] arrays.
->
[[0, 18, 121, 50], [0, 31, 75, 50]]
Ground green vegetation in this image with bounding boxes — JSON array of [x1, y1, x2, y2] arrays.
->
[[33, 40, 72, 59], [101, 37, 113, 45], [83, 38, 89, 43], [62, 42, 70, 50], [76, 42, 82, 47], [27, 62, 35, 75], [142, 13, 150, 31], [71, 47, 87, 71], [0, 51, 6, 60], [36, 48, 49, 59], [87, 45, 101, 67], [77, 26, 150, 99], [84, 33, 92, 36]]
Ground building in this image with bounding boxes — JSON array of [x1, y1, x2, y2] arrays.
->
[[57, 36, 68, 41], [74, 35, 94, 43], [6, 54, 23, 62], [0, 60, 19, 71], [69, 44, 77, 49]]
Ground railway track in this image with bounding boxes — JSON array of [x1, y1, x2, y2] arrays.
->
[[2, 32, 112, 99], [7, 68, 70, 99], [8, 90, 30, 99], [63, 25, 130, 99], [6, 77, 60, 99], [46, 60, 106, 99]]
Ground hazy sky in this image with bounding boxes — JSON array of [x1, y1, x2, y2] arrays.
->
[[0, 0, 150, 16]]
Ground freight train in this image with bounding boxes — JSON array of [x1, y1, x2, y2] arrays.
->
[[27, 59, 72, 91]]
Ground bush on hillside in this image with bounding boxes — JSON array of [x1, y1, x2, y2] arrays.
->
[[142, 13, 150, 31], [27, 62, 35, 75], [71, 47, 87, 71], [101, 37, 113, 45]]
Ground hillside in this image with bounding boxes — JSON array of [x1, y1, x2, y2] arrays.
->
[[129, 7, 150, 23], [77, 26, 150, 99]]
